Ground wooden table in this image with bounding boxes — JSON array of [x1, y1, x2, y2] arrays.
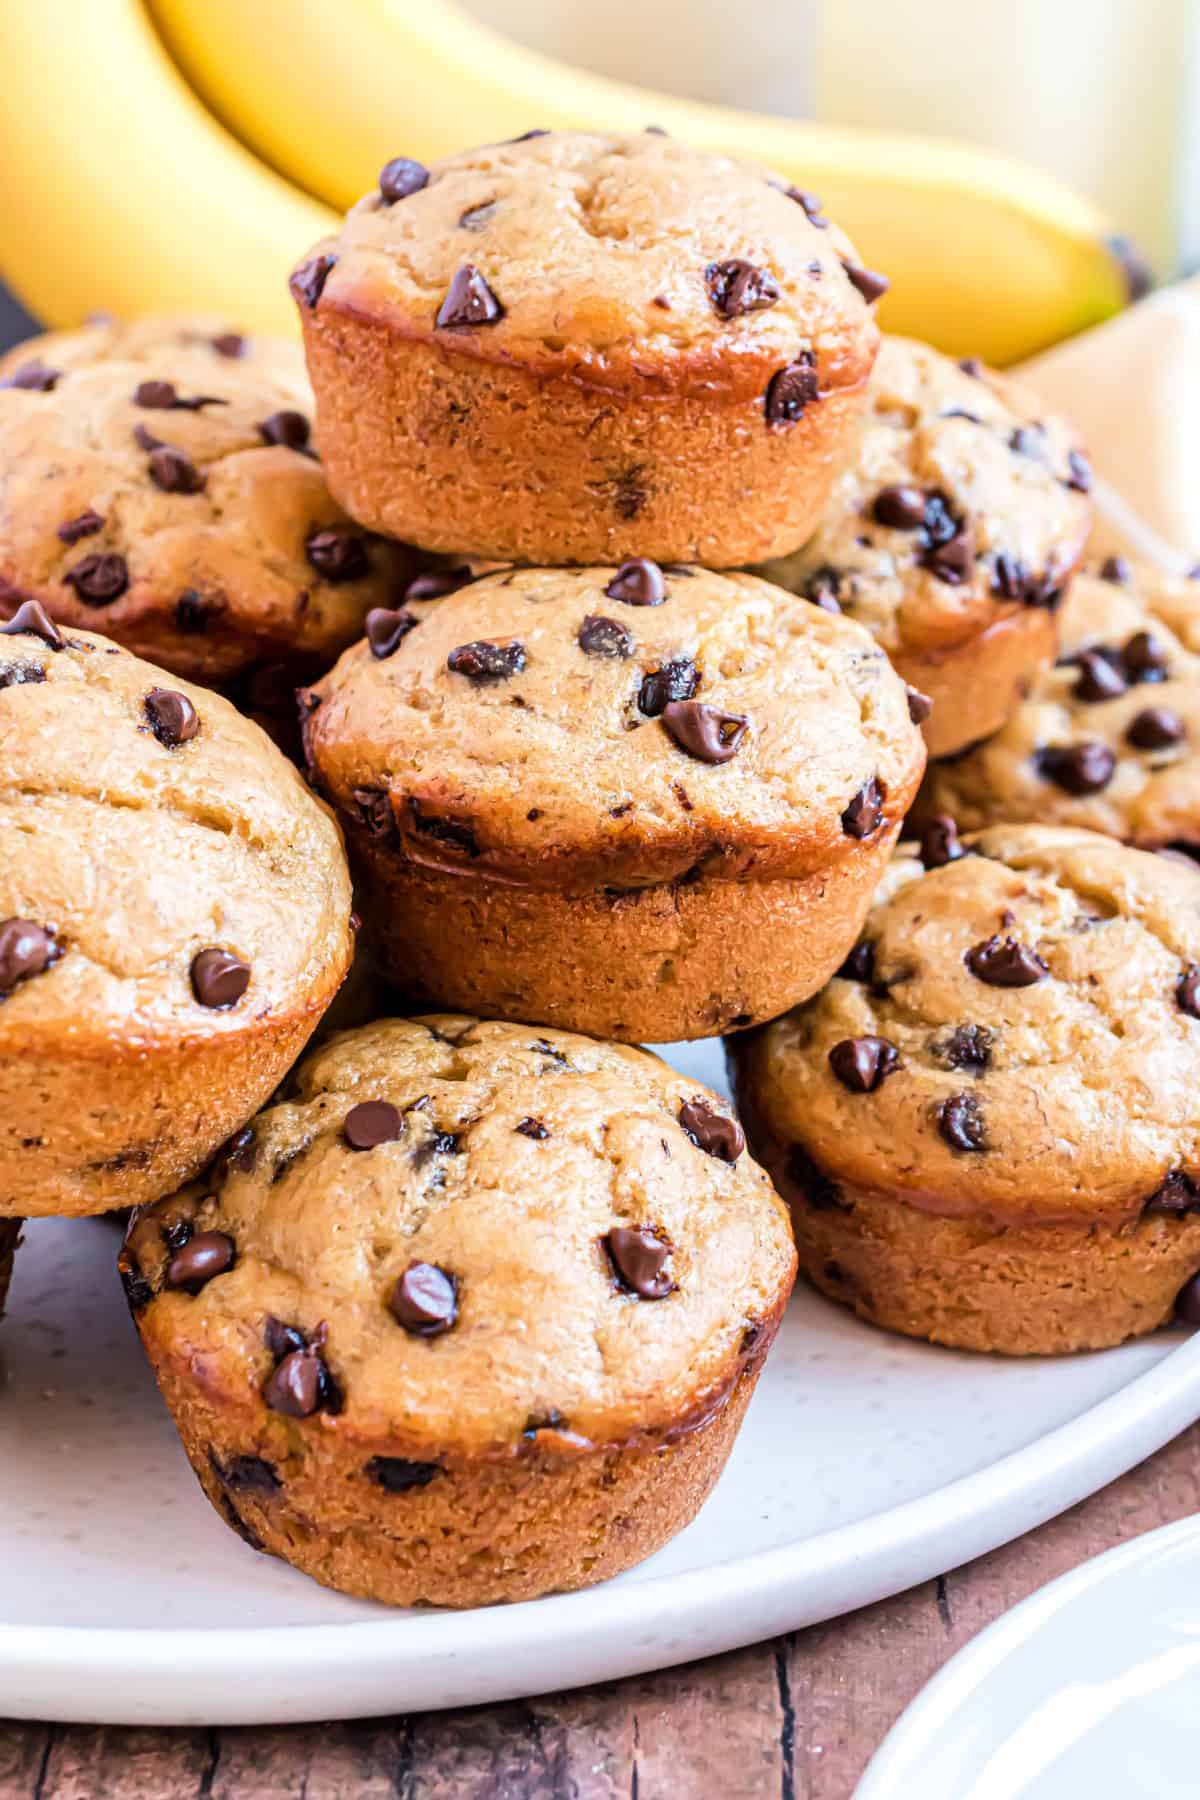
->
[[3, 1418, 1198, 1799]]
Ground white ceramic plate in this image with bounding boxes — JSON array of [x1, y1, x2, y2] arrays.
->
[[858, 1514, 1200, 1799], [3, 1040, 1200, 1727]]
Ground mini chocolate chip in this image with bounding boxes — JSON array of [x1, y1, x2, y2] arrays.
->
[[290, 253, 337, 309], [605, 1226, 674, 1299], [803, 566, 842, 611], [406, 566, 474, 602], [133, 423, 163, 452], [678, 1098, 744, 1162], [1127, 706, 1186, 750], [0, 918, 61, 997], [1009, 425, 1044, 458], [148, 445, 205, 494], [1037, 741, 1117, 794], [1178, 964, 1200, 1019], [143, 687, 199, 748], [435, 264, 504, 328], [838, 940, 875, 983], [942, 1023, 993, 1072], [605, 559, 665, 607], [1144, 1171, 1200, 1216], [366, 607, 418, 659], [166, 1231, 235, 1293], [639, 656, 699, 717], [872, 485, 928, 529], [2, 360, 60, 391], [344, 1100, 402, 1150], [264, 1345, 327, 1418], [765, 352, 818, 425], [306, 528, 369, 583], [965, 934, 1049, 987], [843, 262, 889, 303], [786, 187, 828, 227], [64, 551, 128, 605], [906, 685, 933, 724], [1073, 649, 1128, 703], [1, 600, 64, 648], [447, 639, 526, 681], [258, 410, 311, 451], [1100, 555, 1132, 584], [378, 156, 429, 203], [923, 521, 975, 586], [212, 1125, 257, 1181], [212, 1451, 281, 1496], [704, 259, 780, 319], [175, 589, 223, 633], [1065, 450, 1091, 493], [841, 778, 884, 838], [57, 509, 104, 545], [1175, 1274, 1200, 1326], [390, 1262, 459, 1336], [190, 948, 250, 1009], [516, 1117, 549, 1139], [829, 1036, 899, 1093], [366, 1456, 441, 1492], [578, 614, 633, 659], [1123, 630, 1169, 683], [133, 380, 225, 412], [459, 201, 498, 232], [937, 1092, 987, 1152], [920, 815, 965, 868], [661, 699, 747, 764], [957, 356, 983, 377], [919, 491, 960, 549], [265, 1317, 307, 1361], [211, 332, 245, 358]]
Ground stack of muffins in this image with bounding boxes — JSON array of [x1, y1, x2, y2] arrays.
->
[[1, 129, 1197, 1612]]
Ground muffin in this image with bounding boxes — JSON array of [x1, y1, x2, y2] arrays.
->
[[0, 318, 415, 693], [729, 825, 1200, 1355], [0, 605, 354, 1217], [921, 561, 1200, 854], [291, 129, 882, 568], [757, 336, 1092, 758], [121, 1014, 796, 1607], [301, 564, 927, 1042]]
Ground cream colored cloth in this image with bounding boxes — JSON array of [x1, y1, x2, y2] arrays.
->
[[1017, 277, 1200, 574]]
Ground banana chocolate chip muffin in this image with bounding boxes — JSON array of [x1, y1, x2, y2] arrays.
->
[[0, 606, 353, 1217], [730, 825, 1200, 1354], [922, 562, 1200, 854], [301, 564, 926, 1043], [0, 318, 414, 694], [121, 1015, 796, 1607], [292, 129, 882, 567], [757, 336, 1092, 758]]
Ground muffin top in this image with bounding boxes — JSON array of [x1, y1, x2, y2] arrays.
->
[[123, 1015, 796, 1458], [291, 129, 881, 398], [0, 612, 353, 1053], [303, 564, 927, 889], [0, 323, 413, 684], [923, 562, 1200, 850], [732, 825, 1200, 1226], [757, 335, 1091, 657]]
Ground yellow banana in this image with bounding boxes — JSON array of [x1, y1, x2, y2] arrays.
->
[[148, 0, 1136, 364], [0, 0, 331, 335]]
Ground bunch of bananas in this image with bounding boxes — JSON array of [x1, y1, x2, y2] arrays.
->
[[2, 0, 1141, 364]]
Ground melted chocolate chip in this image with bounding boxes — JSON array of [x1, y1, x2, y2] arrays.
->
[[1037, 741, 1117, 794], [258, 410, 311, 452], [1127, 706, 1185, 750], [942, 1023, 993, 1072], [2, 360, 60, 391], [306, 528, 369, 583], [459, 201, 498, 232], [605, 1226, 674, 1299], [704, 259, 780, 319], [57, 509, 104, 545], [290, 253, 337, 310], [1100, 555, 1132, 584], [378, 156, 429, 203], [190, 948, 250, 1009], [133, 423, 163, 453], [841, 778, 884, 838], [1178, 964, 1200, 1019], [264, 1343, 336, 1418], [958, 356, 984, 377], [678, 1098, 744, 1162], [211, 332, 245, 359], [166, 1231, 235, 1293], [1073, 649, 1128, 703], [1065, 450, 1092, 493], [406, 566, 475, 602], [661, 700, 747, 764], [920, 815, 965, 868], [0, 918, 61, 997], [516, 1117, 549, 1139], [639, 656, 699, 717], [407, 800, 478, 857], [803, 567, 841, 612], [786, 187, 828, 226], [175, 589, 223, 634], [1, 600, 64, 648], [390, 1262, 458, 1336], [765, 352, 819, 426], [366, 1456, 441, 1492], [843, 263, 889, 303], [343, 1100, 402, 1150], [838, 940, 875, 983], [365, 607, 418, 659], [922, 520, 975, 586], [1123, 630, 1170, 684], [446, 639, 526, 682], [132, 379, 176, 408], [828, 1036, 899, 1093], [578, 614, 633, 659], [435, 264, 504, 328], [1009, 425, 1044, 459], [1176, 1274, 1200, 1326], [265, 1317, 306, 1361], [605, 559, 665, 607], [144, 687, 199, 748], [872, 485, 928, 530], [965, 934, 1048, 987], [1144, 1170, 1200, 1216], [212, 1125, 257, 1181], [148, 445, 205, 494], [937, 1092, 987, 1152], [64, 552, 128, 605], [906, 685, 933, 725], [211, 1451, 281, 1496], [218, 1495, 264, 1551]]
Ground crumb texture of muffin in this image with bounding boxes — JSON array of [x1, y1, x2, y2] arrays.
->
[[730, 825, 1200, 1353], [922, 562, 1200, 851], [303, 563, 926, 1040], [0, 618, 354, 1216], [757, 335, 1092, 757], [294, 130, 882, 566], [123, 1015, 796, 1606], [0, 317, 414, 687]]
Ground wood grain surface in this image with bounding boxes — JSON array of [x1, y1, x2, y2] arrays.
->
[[3, 1416, 1198, 1799]]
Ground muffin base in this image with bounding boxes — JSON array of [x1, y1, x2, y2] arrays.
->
[[303, 306, 869, 568], [898, 603, 1057, 762], [0, 1219, 20, 1320], [352, 822, 905, 1043]]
